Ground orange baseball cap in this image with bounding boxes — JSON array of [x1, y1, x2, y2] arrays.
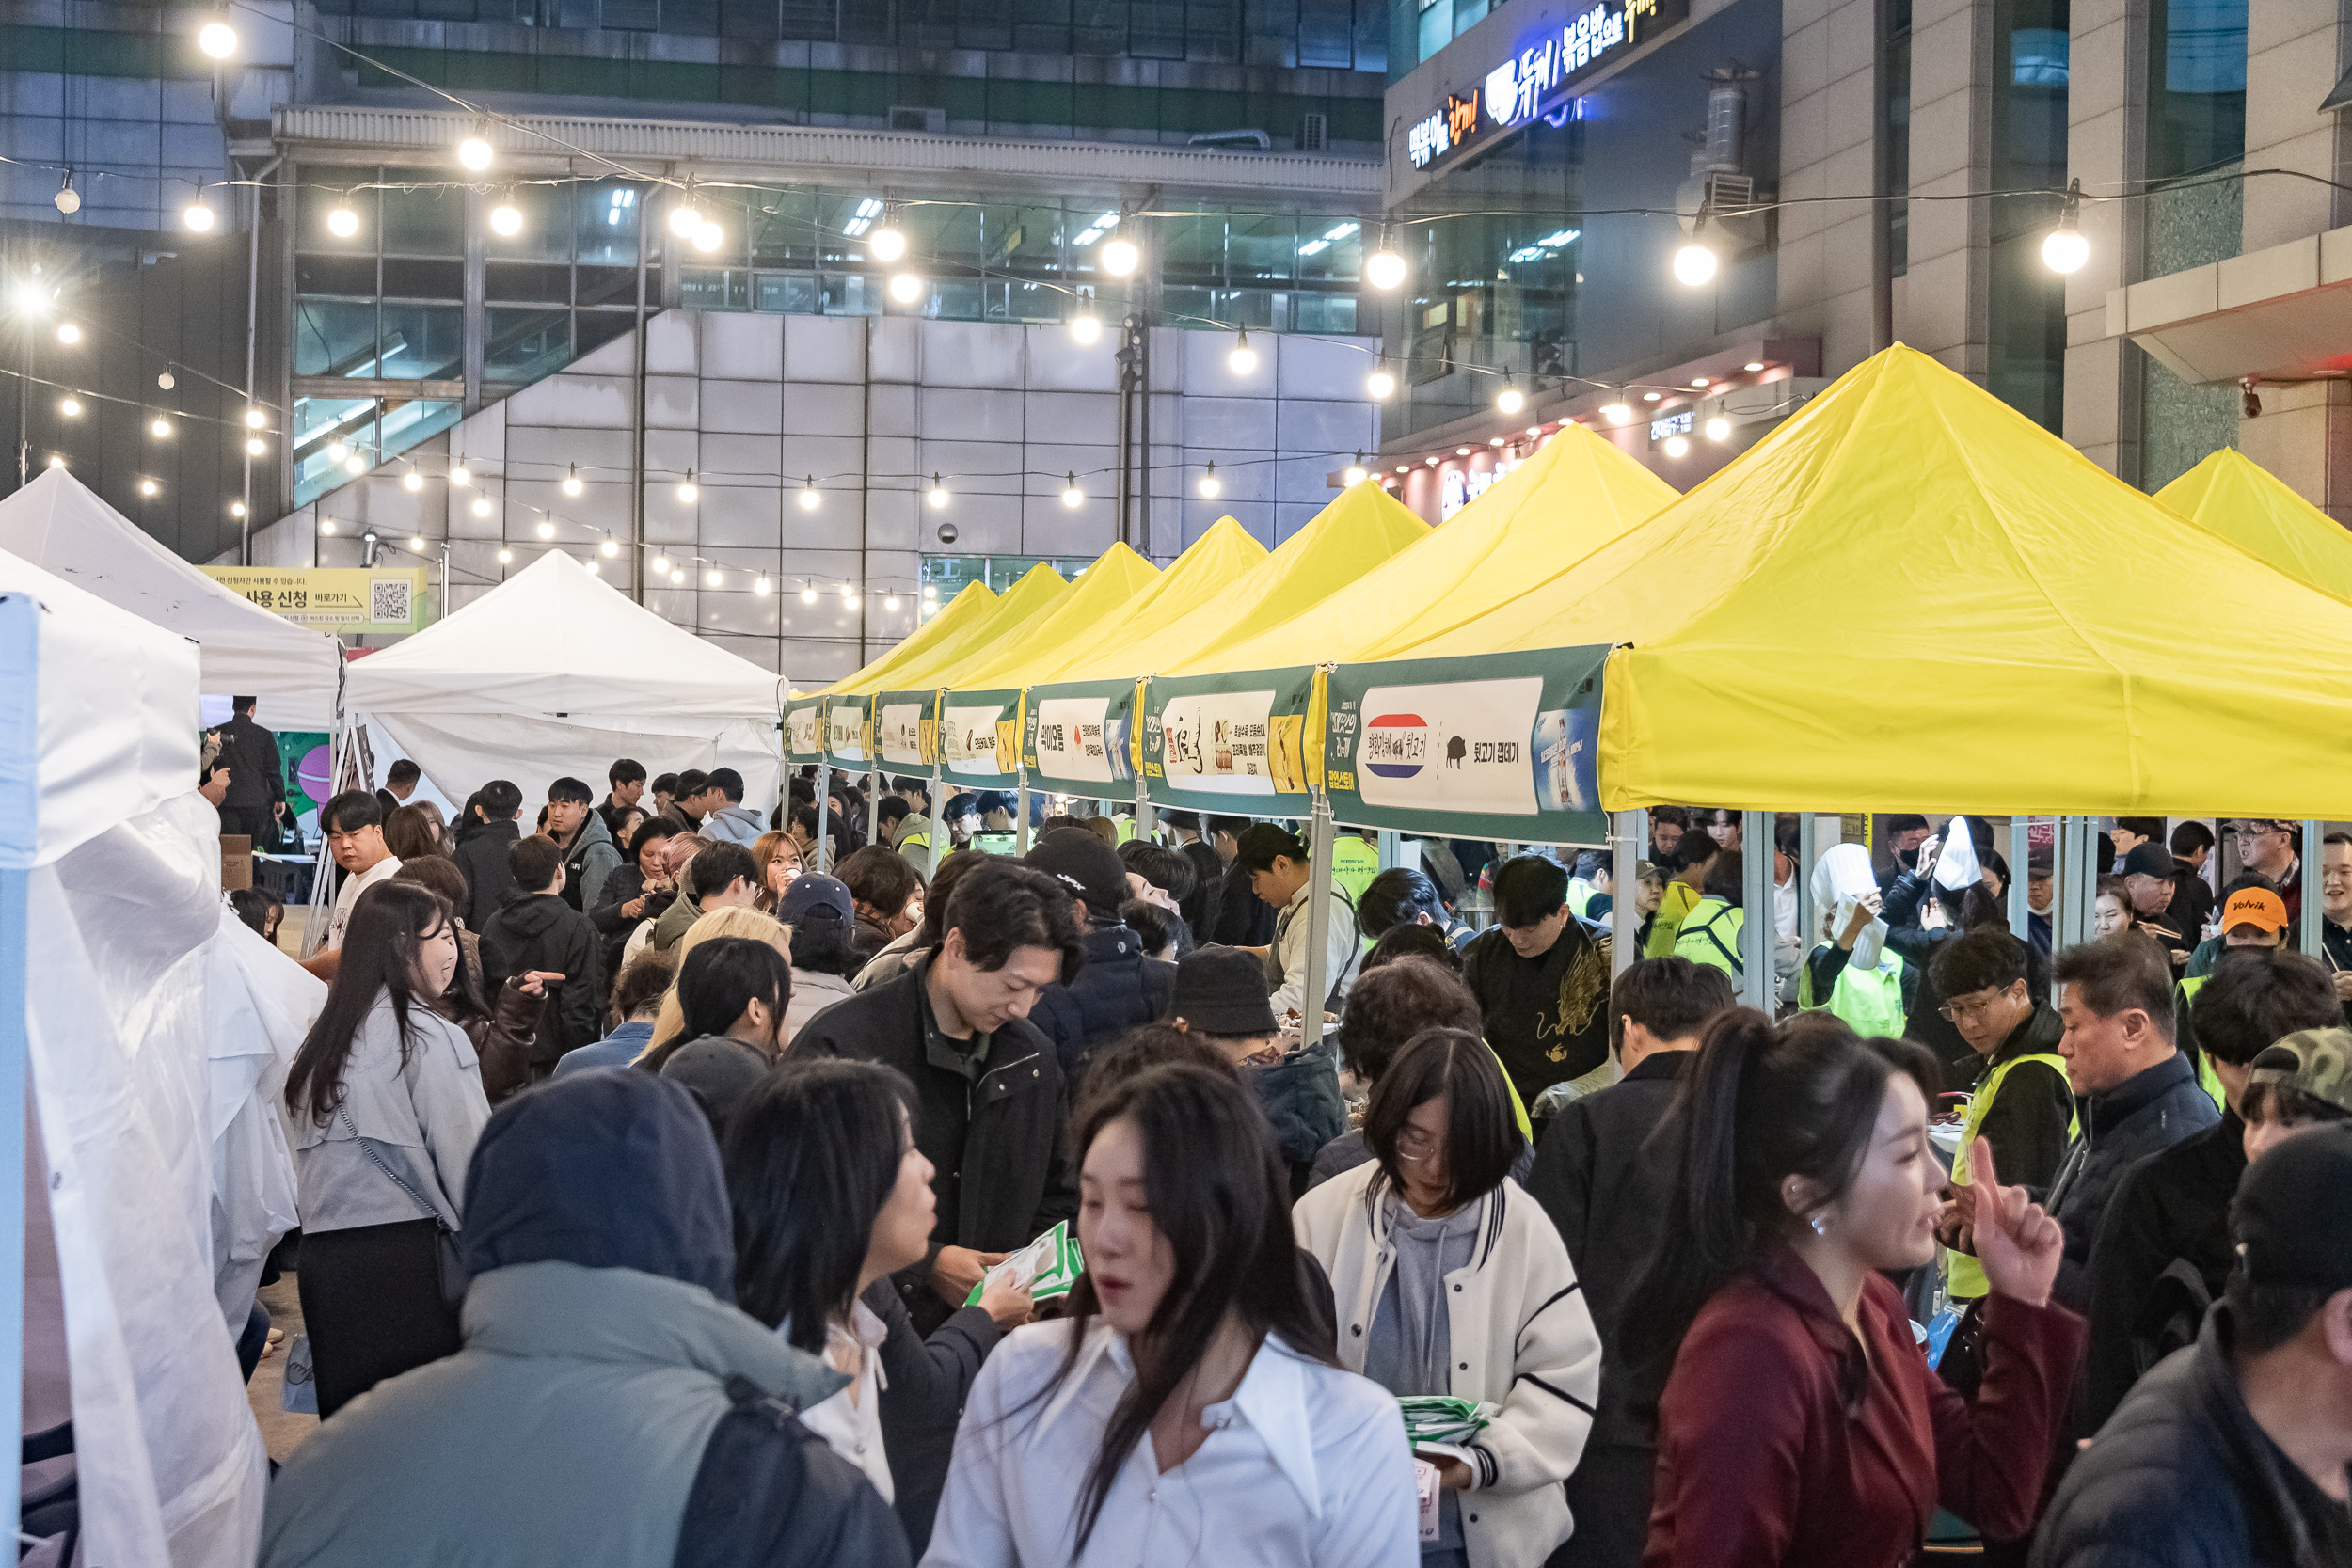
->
[[2222, 888, 2290, 933]]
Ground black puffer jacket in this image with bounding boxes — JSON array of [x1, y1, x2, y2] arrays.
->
[[2030, 1303, 2352, 1568], [1028, 923, 1175, 1081], [452, 816, 519, 931], [476, 890, 604, 1066], [2046, 1053, 2218, 1312]]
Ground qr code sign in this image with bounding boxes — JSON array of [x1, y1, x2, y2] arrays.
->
[[371, 578, 412, 625]]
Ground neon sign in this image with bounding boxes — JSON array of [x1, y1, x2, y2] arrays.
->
[[1407, 0, 1687, 171]]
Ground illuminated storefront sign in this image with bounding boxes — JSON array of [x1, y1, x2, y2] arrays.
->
[[1406, 0, 1689, 170]]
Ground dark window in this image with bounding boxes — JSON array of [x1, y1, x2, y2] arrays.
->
[[485, 261, 574, 303], [379, 258, 465, 301], [294, 254, 379, 297]]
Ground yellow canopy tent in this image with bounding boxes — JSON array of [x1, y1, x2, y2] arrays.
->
[[2154, 448, 2352, 605], [814, 578, 995, 699], [1175, 420, 1677, 676], [1369, 343, 2352, 817], [861, 562, 1071, 696]]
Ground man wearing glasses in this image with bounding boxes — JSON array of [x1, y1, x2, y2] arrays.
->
[[2231, 819, 2304, 927]]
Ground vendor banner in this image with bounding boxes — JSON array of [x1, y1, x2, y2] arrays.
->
[[202, 565, 427, 634], [874, 690, 935, 770], [1325, 647, 1611, 843], [938, 688, 1025, 789], [1140, 666, 1316, 820], [821, 695, 873, 768], [1023, 680, 1136, 795], [784, 699, 824, 763]]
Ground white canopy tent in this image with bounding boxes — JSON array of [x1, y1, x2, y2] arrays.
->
[[2, 547, 294, 1568], [0, 469, 342, 733], [345, 548, 786, 812]]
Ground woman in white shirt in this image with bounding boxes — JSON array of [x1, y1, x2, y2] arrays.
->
[[284, 879, 491, 1418], [924, 1062, 1420, 1568], [723, 1057, 1033, 1545]]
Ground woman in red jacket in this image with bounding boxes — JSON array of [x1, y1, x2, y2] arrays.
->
[[1622, 1009, 2084, 1568]]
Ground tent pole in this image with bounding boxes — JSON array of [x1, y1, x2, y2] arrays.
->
[[301, 712, 351, 958], [1378, 830, 1399, 872], [1134, 776, 1154, 843], [1795, 811, 1818, 977], [1016, 776, 1031, 855], [2008, 816, 2032, 938], [814, 764, 832, 876], [0, 594, 39, 1537], [2303, 820, 2325, 957], [928, 739, 944, 880], [1300, 790, 1336, 1055], [1610, 809, 1644, 980], [867, 771, 881, 848], [1740, 810, 1772, 1011]]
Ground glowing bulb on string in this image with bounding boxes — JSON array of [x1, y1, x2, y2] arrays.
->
[[246, 436, 266, 456], [1662, 436, 1690, 458], [1671, 243, 1718, 286], [1365, 368, 1395, 400], [1099, 238, 1138, 277], [676, 474, 699, 504], [754, 576, 771, 595], [490, 201, 522, 238], [927, 474, 948, 508], [887, 272, 925, 305], [327, 204, 358, 239], [868, 224, 906, 263], [402, 468, 423, 492], [326, 441, 347, 463], [2042, 225, 2089, 275], [1227, 329, 1256, 375], [55, 324, 78, 344], [245, 407, 267, 429], [1069, 311, 1102, 345], [472, 496, 492, 517], [151, 417, 172, 438], [801, 583, 818, 603], [345, 454, 365, 474], [449, 464, 470, 486], [1365, 246, 1406, 290], [198, 19, 237, 57], [798, 479, 820, 512], [535, 519, 555, 539], [691, 221, 723, 254], [1197, 463, 1221, 499], [600, 538, 619, 557], [457, 135, 494, 172], [183, 202, 215, 232], [1060, 472, 1084, 508], [497, 547, 513, 563], [57, 397, 80, 418], [1704, 416, 1731, 441], [706, 569, 723, 587], [562, 465, 583, 497], [1495, 378, 1524, 416]]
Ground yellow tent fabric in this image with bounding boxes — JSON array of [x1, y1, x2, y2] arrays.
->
[[1173, 420, 1677, 676], [1044, 483, 1429, 683], [929, 542, 1161, 691], [816, 579, 993, 697], [865, 562, 1070, 694], [1384, 343, 2352, 817], [2154, 449, 2352, 606], [951, 519, 1267, 690]]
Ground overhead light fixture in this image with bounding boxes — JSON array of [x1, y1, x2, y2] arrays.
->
[[1495, 374, 1525, 416], [562, 463, 583, 497], [1642, 391, 1661, 403], [868, 206, 907, 262], [449, 464, 471, 486], [345, 453, 366, 474], [326, 440, 347, 463], [246, 436, 266, 456], [52, 172, 78, 215], [1671, 241, 1718, 287], [150, 416, 172, 438], [1662, 436, 1690, 458], [1704, 415, 1732, 441], [2042, 178, 2089, 275], [183, 200, 215, 232], [600, 538, 619, 557], [471, 495, 492, 517], [1365, 230, 1406, 290], [457, 131, 495, 172], [1598, 402, 1632, 425], [1692, 378, 1709, 388], [1343, 451, 1368, 486], [245, 407, 267, 429], [1227, 328, 1256, 375], [402, 467, 423, 492], [536, 519, 556, 539], [326, 203, 359, 239], [754, 575, 771, 595], [1744, 361, 1765, 372], [887, 271, 925, 305], [489, 198, 522, 238], [1198, 462, 1221, 499], [798, 476, 821, 511], [57, 396, 80, 418], [927, 473, 948, 508], [54, 323, 78, 344], [1099, 237, 1139, 277], [1060, 471, 1084, 508], [841, 197, 882, 239], [198, 17, 238, 57], [1489, 436, 1505, 447], [138, 479, 158, 497], [676, 472, 699, 503], [497, 546, 513, 563], [1069, 309, 1102, 345], [801, 581, 818, 603]]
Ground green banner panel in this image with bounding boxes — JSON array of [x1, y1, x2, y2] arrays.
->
[[873, 690, 937, 772], [1325, 648, 1611, 843], [784, 699, 826, 763], [820, 694, 874, 769], [937, 688, 1025, 791], [1023, 680, 1137, 797], [1139, 667, 1317, 820]]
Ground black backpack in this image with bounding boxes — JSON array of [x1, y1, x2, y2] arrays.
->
[[673, 1375, 913, 1568]]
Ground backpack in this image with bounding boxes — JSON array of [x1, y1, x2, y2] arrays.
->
[[673, 1374, 913, 1568]]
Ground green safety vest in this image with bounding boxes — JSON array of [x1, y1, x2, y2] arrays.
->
[[2176, 975, 2227, 1113], [1566, 878, 1597, 920], [1330, 837, 1380, 905], [1644, 881, 1702, 959], [1674, 897, 1744, 976], [1799, 946, 1909, 1038], [1947, 1052, 2079, 1298]]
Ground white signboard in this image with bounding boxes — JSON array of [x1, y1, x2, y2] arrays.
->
[[1031, 695, 1121, 784], [943, 701, 1017, 778], [1156, 688, 1285, 798], [1354, 676, 1547, 817], [823, 703, 868, 765], [878, 701, 926, 768]]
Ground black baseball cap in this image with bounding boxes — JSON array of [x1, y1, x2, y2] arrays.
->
[[1025, 826, 1129, 919], [2233, 1121, 2352, 1292], [1171, 945, 1279, 1037], [1232, 823, 1308, 874], [2121, 843, 2176, 879]]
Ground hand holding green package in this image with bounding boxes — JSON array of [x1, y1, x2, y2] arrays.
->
[[964, 1220, 1085, 1307]]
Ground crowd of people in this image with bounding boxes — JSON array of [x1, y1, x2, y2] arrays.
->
[[221, 763, 2352, 1568]]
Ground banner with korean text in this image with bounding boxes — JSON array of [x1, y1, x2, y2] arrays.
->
[[1138, 667, 1317, 820]]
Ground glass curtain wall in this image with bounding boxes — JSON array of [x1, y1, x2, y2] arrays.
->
[[1986, 0, 2069, 432]]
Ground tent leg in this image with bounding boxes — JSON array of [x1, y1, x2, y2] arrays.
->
[[814, 765, 832, 876], [1378, 831, 1400, 873], [1610, 810, 1644, 980], [1016, 779, 1031, 856], [928, 757, 944, 879], [1134, 777, 1154, 843], [1740, 810, 1772, 1011], [0, 594, 35, 1538], [867, 775, 881, 848], [2303, 820, 2325, 957], [1795, 812, 1818, 973], [2008, 816, 2032, 938], [301, 714, 352, 958], [1300, 792, 1335, 1056]]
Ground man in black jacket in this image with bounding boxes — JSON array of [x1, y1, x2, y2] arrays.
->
[[1201, 814, 1275, 947], [1526, 957, 1735, 1568], [792, 860, 1082, 1335], [2031, 1124, 2352, 1568], [477, 833, 604, 1074], [215, 696, 285, 847], [452, 778, 522, 930], [2076, 948, 2344, 1436], [1024, 828, 1176, 1079]]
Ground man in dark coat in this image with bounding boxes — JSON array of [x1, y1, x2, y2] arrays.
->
[[1201, 814, 1275, 947], [1023, 828, 1176, 1079], [477, 833, 604, 1072], [453, 778, 523, 930], [2030, 1125, 2352, 1568], [792, 860, 1082, 1335], [1526, 957, 1735, 1568], [215, 696, 286, 847]]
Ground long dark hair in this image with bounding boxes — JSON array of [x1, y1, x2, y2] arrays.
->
[[285, 881, 456, 1125], [1361, 1027, 1523, 1211], [1025, 1063, 1335, 1556], [723, 1057, 917, 1353], [1616, 1008, 1938, 1408]]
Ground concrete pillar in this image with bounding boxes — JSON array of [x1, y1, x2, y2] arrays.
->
[[1898, 0, 1996, 380], [2239, 379, 2352, 529], [2061, 0, 2147, 480], [1776, 0, 1885, 374], [2241, 2, 2352, 252]]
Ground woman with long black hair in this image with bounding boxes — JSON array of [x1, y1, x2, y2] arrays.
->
[[282, 880, 491, 1418], [724, 1057, 1031, 1557], [924, 1063, 1417, 1568], [1623, 1009, 2083, 1568]]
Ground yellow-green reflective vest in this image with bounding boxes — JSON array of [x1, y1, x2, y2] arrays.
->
[[1799, 946, 1909, 1039], [1947, 1053, 2079, 1298], [2178, 975, 2227, 1114], [1566, 878, 1597, 920], [1674, 897, 1743, 976], [1330, 837, 1380, 905], [1644, 881, 1703, 958]]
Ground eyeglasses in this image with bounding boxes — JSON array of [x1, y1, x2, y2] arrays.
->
[[1395, 1124, 1439, 1162], [1938, 990, 2017, 1023]]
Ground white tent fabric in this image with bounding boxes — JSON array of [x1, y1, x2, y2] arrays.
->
[[347, 549, 786, 810], [0, 470, 342, 733], [3, 559, 276, 1568]]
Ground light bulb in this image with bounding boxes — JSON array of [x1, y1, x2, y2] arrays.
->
[[229, 499, 246, 515], [801, 584, 818, 603], [676, 475, 699, 503], [600, 538, 619, 557], [2042, 226, 2089, 275], [1671, 243, 1718, 286], [1365, 247, 1406, 290], [562, 465, 583, 497], [490, 203, 521, 238], [408, 535, 426, 551], [798, 482, 820, 511], [691, 221, 723, 254], [1662, 436, 1690, 458], [151, 417, 172, 437], [888, 272, 925, 304], [326, 440, 347, 462], [138, 479, 158, 497], [1069, 311, 1102, 345], [327, 205, 358, 239], [497, 547, 513, 563], [458, 135, 494, 172], [53, 177, 79, 215], [1599, 402, 1632, 425], [320, 517, 337, 534], [471, 495, 494, 518], [198, 19, 237, 57], [844, 593, 859, 610], [1228, 330, 1257, 375], [156, 371, 174, 389], [1745, 361, 1766, 372], [885, 594, 901, 611], [1100, 238, 1139, 277], [183, 202, 215, 232], [670, 567, 687, 584], [402, 469, 423, 492], [55, 323, 78, 344], [245, 407, 267, 429], [450, 464, 470, 486], [345, 454, 365, 474], [1343, 461, 1368, 486], [585, 560, 600, 576], [1366, 368, 1396, 400], [57, 397, 79, 418], [754, 576, 771, 595], [1496, 381, 1525, 416], [535, 519, 555, 539], [868, 225, 906, 262], [706, 569, 723, 587], [927, 474, 948, 508], [653, 555, 673, 575], [922, 583, 936, 599], [1704, 416, 1732, 441], [1060, 472, 1084, 508], [246, 436, 266, 456], [669, 203, 702, 238], [1198, 464, 1221, 499]]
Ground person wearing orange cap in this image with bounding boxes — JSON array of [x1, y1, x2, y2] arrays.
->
[[2176, 886, 2293, 1111]]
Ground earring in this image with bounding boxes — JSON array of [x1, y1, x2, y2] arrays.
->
[[1809, 1212, 1828, 1237]]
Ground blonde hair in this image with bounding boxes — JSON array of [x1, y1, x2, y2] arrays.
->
[[642, 905, 794, 1054]]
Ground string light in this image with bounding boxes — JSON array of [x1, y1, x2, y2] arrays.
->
[[887, 272, 925, 305], [926, 473, 948, 508], [754, 575, 771, 595], [884, 594, 902, 611], [1365, 366, 1396, 400], [471, 495, 492, 517], [156, 370, 174, 389], [535, 519, 555, 539], [402, 467, 424, 491], [706, 568, 723, 587], [691, 220, 723, 254], [1197, 462, 1221, 499], [677, 472, 699, 503], [55, 323, 78, 344], [326, 440, 347, 462], [1598, 402, 1632, 425], [600, 538, 619, 557], [2042, 179, 2089, 274], [868, 209, 906, 262], [183, 200, 215, 232], [326, 203, 359, 239], [52, 173, 78, 215], [922, 583, 936, 599], [457, 131, 494, 172], [1100, 237, 1139, 277], [1365, 230, 1406, 290], [669, 199, 703, 238], [653, 555, 671, 575], [229, 499, 246, 516], [1227, 329, 1256, 375], [1671, 241, 1718, 286], [320, 517, 337, 534], [1704, 415, 1732, 441], [44, 455, 63, 470], [245, 408, 267, 428], [408, 535, 426, 551], [489, 198, 522, 238], [1662, 436, 1690, 458], [197, 17, 238, 57], [585, 560, 600, 576], [1495, 374, 1524, 416], [497, 546, 513, 563], [344, 454, 365, 474], [801, 582, 818, 603], [57, 397, 79, 418], [138, 479, 158, 497], [1060, 472, 1084, 508], [246, 436, 266, 456], [562, 463, 583, 497], [798, 477, 820, 511], [1343, 451, 1367, 485], [150, 417, 172, 438], [1069, 309, 1102, 345], [449, 464, 471, 486]]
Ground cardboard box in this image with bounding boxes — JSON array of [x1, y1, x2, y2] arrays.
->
[[220, 834, 253, 893]]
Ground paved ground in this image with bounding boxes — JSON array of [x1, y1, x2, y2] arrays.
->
[[248, 1275, 319, 1462]]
